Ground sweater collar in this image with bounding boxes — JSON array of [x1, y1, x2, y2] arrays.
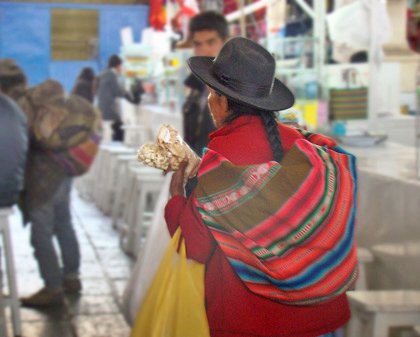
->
[[209, 115, 262, 140]]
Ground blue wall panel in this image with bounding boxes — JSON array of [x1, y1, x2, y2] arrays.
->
[[0, 3, 148, 92], [99, 6, 149, 70], [0, 5, 50, 86]]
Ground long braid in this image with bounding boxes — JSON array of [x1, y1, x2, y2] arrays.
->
[[260, 112, 283, 162]]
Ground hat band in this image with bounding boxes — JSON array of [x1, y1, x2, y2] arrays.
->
[[213, 71, 272, 98]]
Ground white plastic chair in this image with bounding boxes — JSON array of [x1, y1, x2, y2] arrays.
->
[[347, 290, 420, 337]]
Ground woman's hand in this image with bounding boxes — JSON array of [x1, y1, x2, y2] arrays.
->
[[169, 159, 188, 197]]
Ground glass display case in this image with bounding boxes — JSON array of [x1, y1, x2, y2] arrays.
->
[[264, 35, 324, 130], [120, 42, 192, 114]]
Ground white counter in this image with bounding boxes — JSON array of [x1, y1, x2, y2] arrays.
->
[[138, 104, 182, 137], [347, 115, 416, 147], [344, 142, 420, 289], [346, 141, 417, 182], [120, 102, 183, 147], [345, 142, 419, 246]]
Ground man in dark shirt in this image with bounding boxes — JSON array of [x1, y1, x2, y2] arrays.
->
[[183, 11, 229, 156], [183, 11, 229, 195]]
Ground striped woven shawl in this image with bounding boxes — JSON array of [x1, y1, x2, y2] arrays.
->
[[194, 133, 358, 305]]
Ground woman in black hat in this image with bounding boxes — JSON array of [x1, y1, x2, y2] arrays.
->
[[165, 37, 357, 337]]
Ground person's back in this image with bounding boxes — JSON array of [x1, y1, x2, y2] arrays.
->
[[183, 74, 215, 154], [96, 67, 122, 121], [0, 93, 28, 207], [95, 55, 143, 141]]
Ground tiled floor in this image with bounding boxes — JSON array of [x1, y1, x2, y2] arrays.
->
[[5, 188, 134, 337]]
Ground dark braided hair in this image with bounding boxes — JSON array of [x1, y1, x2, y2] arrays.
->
[[225, 98, 284, 162], [260, 111, 284, 162]]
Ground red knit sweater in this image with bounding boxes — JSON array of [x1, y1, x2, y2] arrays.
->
[[165, 115, 350, 337]]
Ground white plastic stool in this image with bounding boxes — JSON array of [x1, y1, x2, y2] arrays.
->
[[355, 247, 374, 290], [122, 125, 150, 148], [131, 173, 165, 256], [92, 144, 133, 210], [74, 140, 109, 201], [119, 165, 144, 239], [111, 154, 138, 228], [119, 166, 163, 256], [119, 164, 157, 230], [101, 120, 113, 143], [74, 148, 102, 201], [0, 208, 21, 337], [0, 250, 9, 337], [347, 290, 420, 337], [98, 147, 136, 215]]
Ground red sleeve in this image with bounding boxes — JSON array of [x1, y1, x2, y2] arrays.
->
[[164, 195, 187, 236], [164, 194, 216, 264]]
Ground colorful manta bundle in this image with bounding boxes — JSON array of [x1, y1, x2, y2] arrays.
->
[[49, 132, 101, 176], [194, 136, 358, 305]]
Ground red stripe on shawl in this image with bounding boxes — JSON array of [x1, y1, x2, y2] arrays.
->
[[246, 142, 326, 246], [263, 158, 354, 277], [213, 153, 354, 280], [268, 249, 358, 302], [212, 231, 263, 267], [243, 248, 357, 301], [210, 203, 357, 302], [197, 150, 226, 177], [266, 146, 352, 256], [247, 141, 328, 243]]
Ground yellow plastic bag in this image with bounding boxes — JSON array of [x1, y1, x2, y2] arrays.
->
[[130, 228, 210, 337]]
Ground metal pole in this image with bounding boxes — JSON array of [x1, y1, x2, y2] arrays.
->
[[367, 0, 379, 131], [227, 0, 270, 23], [313, 0, 326, 99], [294, 0, 315, 19], [239, 0, 246, 36]]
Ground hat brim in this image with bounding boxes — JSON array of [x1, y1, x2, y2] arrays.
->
[[188, 56, 295, 111]]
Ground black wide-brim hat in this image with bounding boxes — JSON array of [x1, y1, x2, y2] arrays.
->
[[188, 37, 295, 111]]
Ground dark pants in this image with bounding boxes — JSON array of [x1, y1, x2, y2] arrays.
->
[[112, 119, 124, 141], [29, 177, 80, 289]]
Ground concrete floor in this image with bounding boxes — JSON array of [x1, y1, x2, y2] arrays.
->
[[6, 188, 134, 337], [4, 186, 418, 337]]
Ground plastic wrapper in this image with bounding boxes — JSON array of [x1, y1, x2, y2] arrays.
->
[[137, 124, 200, 178]]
